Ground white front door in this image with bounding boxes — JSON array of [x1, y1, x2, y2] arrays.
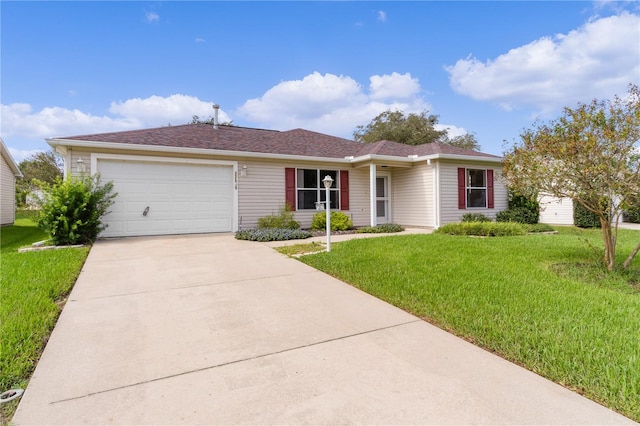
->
[[376, 176, 390, 224]]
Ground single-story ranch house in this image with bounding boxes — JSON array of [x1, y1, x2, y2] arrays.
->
[[46, 123, 507, 238], [1, 138, 23, 226]]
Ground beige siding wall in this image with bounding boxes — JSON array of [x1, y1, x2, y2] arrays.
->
[[68, 149, 373, 230], [1, 156, 16, 225], [237, 159, 370, 229], [69, 151, 92, 176], [391, 164, 433, 227], [347, 167, 371, 227], [439, 161, 508, 225]]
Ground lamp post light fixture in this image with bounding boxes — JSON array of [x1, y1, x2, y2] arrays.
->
[[322, 175, 334, 252]]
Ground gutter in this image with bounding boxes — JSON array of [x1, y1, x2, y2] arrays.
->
[[46, 138, 503, 166]]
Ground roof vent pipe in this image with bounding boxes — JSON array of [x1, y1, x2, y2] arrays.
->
[[212, 104, 219, 129]]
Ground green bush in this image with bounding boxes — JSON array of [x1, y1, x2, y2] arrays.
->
[[37, 175, 117, 245], [526, 223, 555, 233], [356, 223, 405, 233], [623, 206, 640, 224], [573, 201, 603, 228], [235, 228, 311, 242], [461, 213, 492, 222], [436, 222, 527, 237], [311, 211, 353, 231], [496, 192, 540, 224], [257, 204, 299, 229], [496, 207, 539, 224]]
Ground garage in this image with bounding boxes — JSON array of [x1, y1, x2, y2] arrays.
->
[[539, 194, 574, 225], [97, 158, 235, 237]]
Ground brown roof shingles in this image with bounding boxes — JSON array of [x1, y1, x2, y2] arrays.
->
[[59, 123, 501, 160]]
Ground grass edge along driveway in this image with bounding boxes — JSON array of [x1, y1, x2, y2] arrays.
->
[[0, 216, 89, 424], [299, 228, 640, 422]]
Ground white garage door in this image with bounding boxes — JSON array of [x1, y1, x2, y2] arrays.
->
[[539, 195, 574, 225], [98, 159, 234, 237]]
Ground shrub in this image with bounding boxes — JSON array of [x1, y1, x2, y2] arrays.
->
[[257, 204, 299, 230], [526, 223, 555, 233], [496, 207, 539, 224], [356, 223, 405, 233], [623, 205, 640, 224], [436, 222, 527, 237], [37, 175, 117, 245], [461, 213, 492, 223], [573, 201, 602, 228], [235, 228, 311, 242], [311, 211, 353, 231], [496, 192, 540, 224]]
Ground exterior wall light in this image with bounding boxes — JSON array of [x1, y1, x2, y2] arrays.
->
[[77, 158, 86, 174]]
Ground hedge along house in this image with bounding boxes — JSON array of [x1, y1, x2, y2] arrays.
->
[[46, 122, 507, 238]]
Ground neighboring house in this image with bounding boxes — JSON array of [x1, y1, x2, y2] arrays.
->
[[539, 194, 630, 226], [46, 123, 507, 238], [539, 195, 574, 225], [1, 138, 23, 226]]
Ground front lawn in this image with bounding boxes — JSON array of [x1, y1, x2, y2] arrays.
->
[[300, 227, 640, 421], [0, 215, 89, 423]]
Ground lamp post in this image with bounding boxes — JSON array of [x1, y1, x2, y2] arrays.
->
[[322, 175, 334, 252]]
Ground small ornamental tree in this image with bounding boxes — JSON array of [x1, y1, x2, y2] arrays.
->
[[16, 150, 63, 206], [503, 84, 640, 271], [37, 174, 117, 245]]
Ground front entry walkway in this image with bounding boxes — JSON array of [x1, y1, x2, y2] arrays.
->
[[13, 233, 635, 424]]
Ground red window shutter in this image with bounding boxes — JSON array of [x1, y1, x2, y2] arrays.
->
[[285, 168, 296, 211], [457, 168, 466, 210], [487, 169, 494, 209], [340, 170, 349, 211]]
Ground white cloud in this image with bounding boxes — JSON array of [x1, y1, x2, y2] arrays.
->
[[8, 148, 43, 164], [145, 11, 159, 23], [446, 12, 640, 114], [1, 94, 230, 140], [437, 124, 467, 139], [237, 72, 430, 138], [369, 72, 420, 100], [377, 10, 387, 22], [195, 38, 205, 43]]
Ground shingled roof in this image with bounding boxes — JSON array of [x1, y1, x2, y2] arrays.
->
[[53, 123, 501, 161]]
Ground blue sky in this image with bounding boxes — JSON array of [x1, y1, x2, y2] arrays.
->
[[2, 1, 639, 162]]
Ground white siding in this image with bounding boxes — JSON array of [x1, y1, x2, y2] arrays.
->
[[439, 161, 508, 225], [70, 151, 92, 176], [1, 155, 16, 225], [237, 160, 370, 229], [392, 164, 433, 227], [539, 195, 574, 225]]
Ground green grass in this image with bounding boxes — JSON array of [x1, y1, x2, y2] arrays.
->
[[300, 227, 640, 421], [0, 214, 89, 423]]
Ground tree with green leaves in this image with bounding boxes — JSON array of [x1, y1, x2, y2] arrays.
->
[[502, 84, 640, 271], [190, 115, 235, 126], [353, 110, 447, 145], [16, 151, 63, 206], [442, 132, 481, 151], [353, 109, 480, 150]]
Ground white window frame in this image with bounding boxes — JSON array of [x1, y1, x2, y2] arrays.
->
[[466, 168, 487, 209], [296, 168, 340, 210]]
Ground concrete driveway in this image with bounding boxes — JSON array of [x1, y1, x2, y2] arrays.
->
[[13, 233, 635, 425]]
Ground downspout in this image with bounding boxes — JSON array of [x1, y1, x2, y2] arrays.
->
[[432, 159, 440, 229], [369, 163, 377, 226]]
